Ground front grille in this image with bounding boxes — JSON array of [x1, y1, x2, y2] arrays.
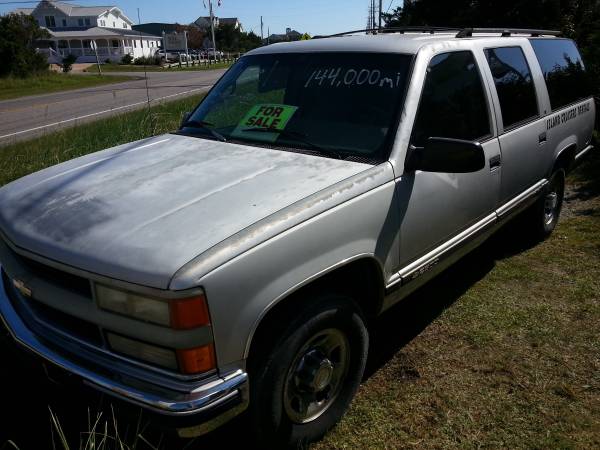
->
[[25, 296, 104, 346], [17, 253, 92, 298], [2, 270, 103, 347]]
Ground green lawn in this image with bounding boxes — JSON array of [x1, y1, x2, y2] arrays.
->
[[84, 61, 234, 73], [0, 73, 134, 101]]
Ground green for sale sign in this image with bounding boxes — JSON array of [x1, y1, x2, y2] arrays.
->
[[231, 104, 299, 143]]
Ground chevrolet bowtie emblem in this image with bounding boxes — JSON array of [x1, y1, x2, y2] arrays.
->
[[13, 279, 32, 298]]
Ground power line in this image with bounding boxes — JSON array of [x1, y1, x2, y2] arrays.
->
[[0, 0, 81, 4]]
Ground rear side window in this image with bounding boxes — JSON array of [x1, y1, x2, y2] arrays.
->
[[484, 47, 538, 130], [411, 51, 491, 147], [529, 39, 592, 110]]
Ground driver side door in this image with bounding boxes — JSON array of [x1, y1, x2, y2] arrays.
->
[[395, 50, 502, 285]]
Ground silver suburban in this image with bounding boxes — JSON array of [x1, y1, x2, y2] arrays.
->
[[0, 27, 596, 448]]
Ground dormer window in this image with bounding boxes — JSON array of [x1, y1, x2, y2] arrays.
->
[[44, 16, 56, 27]]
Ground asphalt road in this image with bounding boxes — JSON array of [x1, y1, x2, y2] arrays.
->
[[0, 70, 227, 145]]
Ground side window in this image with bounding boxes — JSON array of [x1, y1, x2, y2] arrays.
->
[[529, 39, 592, 110], [411, 51, 491, 147], [484, 47, 538, 130]]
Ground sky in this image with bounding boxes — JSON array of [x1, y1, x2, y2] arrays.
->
[[0, 0, 401, 36]]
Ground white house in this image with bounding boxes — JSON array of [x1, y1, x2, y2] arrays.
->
[[13, 1, 162, 63]]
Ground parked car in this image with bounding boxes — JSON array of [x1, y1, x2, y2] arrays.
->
[[206, 47, 224, 58], [0, 28, 595, 449]]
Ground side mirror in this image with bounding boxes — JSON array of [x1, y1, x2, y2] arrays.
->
[[180, 111, 192, 129], [406, 137, 485, 173]]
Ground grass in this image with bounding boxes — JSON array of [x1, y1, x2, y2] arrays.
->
[[0, 73, 134, 101], [84, 61, 234, 73], [0, 108, 598, 449]]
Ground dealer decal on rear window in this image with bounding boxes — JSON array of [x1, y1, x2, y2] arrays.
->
[[231, 104, 299, 142]]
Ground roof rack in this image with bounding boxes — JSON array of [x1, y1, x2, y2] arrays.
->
[[321, 26, 461, 38], [317, 26, 561, 39], [455, 28, 561, 38]]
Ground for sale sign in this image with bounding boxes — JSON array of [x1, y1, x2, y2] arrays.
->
[[231, 104, 299, 142]]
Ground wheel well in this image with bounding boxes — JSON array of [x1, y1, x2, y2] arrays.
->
[[553, 144, 577, 175], [246, 257, 384, 365]]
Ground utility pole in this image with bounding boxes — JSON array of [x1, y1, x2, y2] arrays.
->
[[260, 15, 264, 41], [208, 0, 218, 62], [371, 0, 374, 31], [379, 0, 383, 31]]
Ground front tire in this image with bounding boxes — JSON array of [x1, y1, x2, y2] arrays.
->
[[249, 295, 369, 449]]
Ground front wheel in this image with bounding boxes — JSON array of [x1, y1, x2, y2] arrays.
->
[[249, 295, 369, 449]]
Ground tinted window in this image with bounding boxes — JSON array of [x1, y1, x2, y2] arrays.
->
[[411, 51, 490, 147], [530, 39, 592, 110], [485, 47, 538, 129], [185, 53, 412, 160]]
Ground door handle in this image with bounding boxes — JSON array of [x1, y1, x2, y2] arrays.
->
[[489, 155, 501, 171], [539, 132, 547, 144]]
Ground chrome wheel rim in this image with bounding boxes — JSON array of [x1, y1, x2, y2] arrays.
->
[[544, 191, 559, 226], [283, 328, 350, 424]]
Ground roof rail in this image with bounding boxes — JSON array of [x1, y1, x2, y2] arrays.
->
[[315, 27, 562, 40], [320, 26, 461, 38], [456, 28, 561, 38]]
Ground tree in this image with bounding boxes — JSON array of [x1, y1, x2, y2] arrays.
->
[[0, 13, 50, 77], [382, 0, 600, 95], [301, 33, 312, 40], [214, 24, 262, 53]]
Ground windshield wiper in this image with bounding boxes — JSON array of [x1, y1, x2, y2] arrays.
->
[[241, 128, 343, 159], [181, 120, 227, 142]]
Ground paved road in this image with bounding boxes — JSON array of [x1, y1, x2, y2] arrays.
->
[[0, 70, 226, 145]]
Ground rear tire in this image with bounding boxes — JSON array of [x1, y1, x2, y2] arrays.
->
[[524, 169, 565, 241], [248, 295, 368, 449]]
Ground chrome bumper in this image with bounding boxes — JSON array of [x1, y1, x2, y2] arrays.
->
[[0, 267, 248, 434]]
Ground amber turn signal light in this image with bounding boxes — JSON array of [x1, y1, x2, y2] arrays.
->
[[177, 344, 216, 374], [170, 295, 210, 330]]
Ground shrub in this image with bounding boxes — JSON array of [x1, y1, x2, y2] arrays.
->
[[121, 54, 133, 65], [134, 56, 160, 66], [61, 54, 77, 73], [0, 13, 49, 77]]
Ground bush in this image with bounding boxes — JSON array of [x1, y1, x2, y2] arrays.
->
[[134, 56, 160, 66], [121, 54, 133, 65], [0, 13, 49, 77], [61, 54, 77, 73]]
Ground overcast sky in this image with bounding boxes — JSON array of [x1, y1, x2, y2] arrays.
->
[[1, 0, 402, 36]]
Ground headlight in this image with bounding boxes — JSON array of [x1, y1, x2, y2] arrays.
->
[[95, 285, 210, 330]]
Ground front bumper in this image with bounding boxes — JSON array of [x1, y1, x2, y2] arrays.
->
[[0, 266, 248, 436]]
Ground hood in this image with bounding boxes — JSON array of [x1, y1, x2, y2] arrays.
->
[[0, 134, 370, 289]]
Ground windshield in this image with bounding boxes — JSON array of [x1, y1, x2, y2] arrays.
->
[[180, 52, 413, 161]]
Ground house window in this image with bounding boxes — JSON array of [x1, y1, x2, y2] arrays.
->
[[111, 40, 119, 48], [44, 16, 56, 27], [123, 23, 128, 29], [85, 18, 91, 26], [100, 20, 106, 26], [133, 40, 137, 48], [78, 18, 84, 26], [62, 19, 67, 27], [113, 21, 116, 27]]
